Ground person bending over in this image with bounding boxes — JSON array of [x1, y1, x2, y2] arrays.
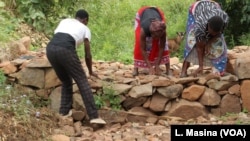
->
[[133, 6, 170, 76], [180, 0, 229, 77], [46, 9, 106, 124]]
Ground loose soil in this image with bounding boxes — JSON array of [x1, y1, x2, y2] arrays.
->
[[1, 107, 250, 141]]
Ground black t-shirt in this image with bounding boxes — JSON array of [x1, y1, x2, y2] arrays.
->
[[140, 7, 162, 36]]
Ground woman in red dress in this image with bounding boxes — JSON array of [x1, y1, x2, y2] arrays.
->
[[133, 6, 170, 76]]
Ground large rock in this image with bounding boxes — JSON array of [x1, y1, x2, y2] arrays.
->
[[199, 88, 221, 106], [182, 85, 205, 101], [122, 96, 148, 110], [51, 134, 70, 141], [128, 83, 153, 98], [11, 67, 45, 88], [164, 99, 209, 120], [235, 51, 250, 79], [44, 68, 61, 88], [240, 80, 250, 112], [113, 83, 133, 95], [26, 58, 51, 68], [149, 93, 170, 112], [220, 94, 241, 116], [157, 84, 183, 99], [0, 62, 17, 74], [207, 79, 237, 91], [19, 36, 31, 50], [49, 86, 62, 113]]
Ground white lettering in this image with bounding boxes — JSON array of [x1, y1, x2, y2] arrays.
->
[[186, 129, 217, 136], [236, 129, 244, 136], [221, 129, 244, 137], [175, 129, 183, 136], [221, 129, 229, 136]]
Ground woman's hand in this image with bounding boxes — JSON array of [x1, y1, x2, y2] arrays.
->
[[195, 40, 206, 77], [205, 43, 211, 56], [155, 65, 162, 75], [149, 66, 155, 75], [148, 65, 162, 75], [192, 66, 203, 77], [90, 72, 100, 79]]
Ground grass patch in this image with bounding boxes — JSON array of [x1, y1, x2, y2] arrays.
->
[[73, 0, 193, 63], [94, 82, 121, 110], [0, 2, 20, 43], [0, 71, 58, 141]]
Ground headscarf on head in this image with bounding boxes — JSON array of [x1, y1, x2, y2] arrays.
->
[[150, 20, 166, 38]]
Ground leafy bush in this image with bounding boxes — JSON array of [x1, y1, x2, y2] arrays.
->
[[2, 0, 193, 63], [0, 1, 19, 42], [0, 70, 6, 85], [3, 0, 80, 36], [217, 0, 250, 47], [238, 33, 250, 46], [2, 0, 249, 63], [94, 82, 121, 110]]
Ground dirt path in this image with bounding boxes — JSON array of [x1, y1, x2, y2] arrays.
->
[[1, 108, 250, 141]]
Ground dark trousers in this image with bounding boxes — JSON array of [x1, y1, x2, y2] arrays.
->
[[46, 38, 98, 119]]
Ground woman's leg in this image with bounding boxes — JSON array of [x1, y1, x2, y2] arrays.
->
[[165, 63, 170, 75], [46, 46, 73, 115], [133, 67, 139, 76], [180, 60, 190, 78], [63, 50, 99, 120]]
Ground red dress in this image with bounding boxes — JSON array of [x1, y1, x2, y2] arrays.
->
[[133, 6, 169, 69]]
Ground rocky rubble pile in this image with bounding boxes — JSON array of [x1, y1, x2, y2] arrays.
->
[[0, 37, 250, 140]]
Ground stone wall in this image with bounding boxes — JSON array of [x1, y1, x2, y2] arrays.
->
[[1, 37, 250, 120]]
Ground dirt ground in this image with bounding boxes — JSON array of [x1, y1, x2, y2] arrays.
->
[[0, 107, 59, 141], [0, 24, 55, 141], [1, 106, 250, 141]]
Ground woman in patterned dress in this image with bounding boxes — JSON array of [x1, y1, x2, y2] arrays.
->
[[180, 0, 229, 77]]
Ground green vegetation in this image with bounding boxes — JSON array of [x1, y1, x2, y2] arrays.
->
[[94, 82, 121, 110], [239, 34, 250, 46], [0, 1, 19, 43], [76, 0, 193, 62], [0, 70, 6, 85], [219, 112, 250, 124], [0, 71, 56, 141], [217, 0, 250, 47], [1, 0, 250, 62], [0, 71, 47, 118], [1, 0, 194, 62]]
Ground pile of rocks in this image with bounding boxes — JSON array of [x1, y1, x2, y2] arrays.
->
[[0, 37, 250, 122], [1, 36, 250, 141]]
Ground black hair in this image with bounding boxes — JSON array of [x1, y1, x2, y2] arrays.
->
[[75, 9, 89, 20], [208, 16, 224, 32]]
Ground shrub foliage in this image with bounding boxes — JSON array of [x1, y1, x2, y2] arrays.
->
[[1, 0, 250, 62]]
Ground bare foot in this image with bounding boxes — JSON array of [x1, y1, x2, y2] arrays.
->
[[191, 67, 203, 77], [165, 69, 172, 76], [180, 73, 188, 78], [132, 69, 139, 76]]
